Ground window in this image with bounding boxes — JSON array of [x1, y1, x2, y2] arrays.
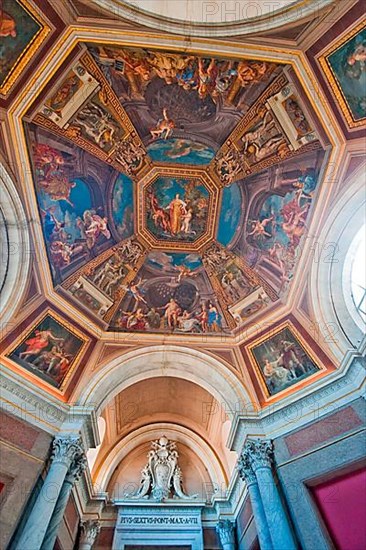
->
[[350, 226, 366, 321]]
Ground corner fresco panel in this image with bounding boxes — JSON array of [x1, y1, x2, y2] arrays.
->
[[6, 314, 86, 389], [249, 326, 320, 397]]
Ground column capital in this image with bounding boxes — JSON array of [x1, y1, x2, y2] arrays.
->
[[216, 519, 235, 546], [237, 452, 256, 486], [242, 439, 274, 472], [79, 519, 101, 547], [65, 452, 87, 485], [51, 436, 84, 468]]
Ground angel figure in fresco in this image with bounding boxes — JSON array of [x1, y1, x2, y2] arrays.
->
[[180, 208, 194, 235], [19, 330, 64, 362], [176, 265, 195, 283], [77, 210, 111, 249], [0, 7, 16, 37], [150, 109, 175, 140], [165, 139, 206, 160], [34, 144, 65, 173], [38, 175, 76, 206], [280, 203, 310, 248], [123, 278, 148, 305], [248, 216, 274, 239], [168, 194, 188, 236], [198, 58, 218, 99]]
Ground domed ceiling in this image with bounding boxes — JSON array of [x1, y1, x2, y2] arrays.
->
[[25, 44, 328, 336]]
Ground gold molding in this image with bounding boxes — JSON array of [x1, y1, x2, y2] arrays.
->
[[0, 0, 51, 97], [5, 26, 343, 348], [318, 19, 366, 130], [3, 308, 90, 393], [246, 320, 328, 402]]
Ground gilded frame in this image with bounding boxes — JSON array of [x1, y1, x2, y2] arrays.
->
[[4, 309, 90, 392], [246, 321, 327, 401], [0, 0, 51, 97], [318, 19, 366, 130]]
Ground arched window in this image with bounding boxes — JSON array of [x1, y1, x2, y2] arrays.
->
[[349, 226, 366, 322]]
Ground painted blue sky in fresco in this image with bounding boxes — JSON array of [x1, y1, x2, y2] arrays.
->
[[41, 178, 92, 243], [147, 138, 215, 165], [112, 173, 134, 239], [217, 183, 243, 246]]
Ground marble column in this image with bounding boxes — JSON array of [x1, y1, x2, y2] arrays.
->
[[15, 436, 84, 550], [41, 451, 87, 550], [78, 519, 101, 550], [216, 519, 236, 550], [243, 439, 297, 550], [237, 453, 273, 550]]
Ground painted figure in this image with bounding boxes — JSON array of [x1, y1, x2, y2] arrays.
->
[[168, 194, 187, 235], [77, 210, 111, 249], [247, 216, 274, 239], [164, 298, 181, 329], [19, 330, 64, 361], [0, 9, 16, 37], [150, 108, 175, 139]]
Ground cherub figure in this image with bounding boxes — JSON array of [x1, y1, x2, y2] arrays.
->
[[248, 216, 274, 239], [150, 108, 175, 140]]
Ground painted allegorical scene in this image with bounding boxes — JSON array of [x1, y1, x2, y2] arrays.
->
[[0, 0, 42, 90], [88, 44, 282, 147], [110, 252, 227, 334], [250, 326, 320, 396], [7, 314, 86, 389], [238, 149, 325, 294], [146, 177, 209, 242], [28, 128, 118, 283], [24, 40, 329, 336], [325, 25, 366, 123]]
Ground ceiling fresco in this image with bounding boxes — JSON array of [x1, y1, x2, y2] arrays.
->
[[24, 44, 328, 336]]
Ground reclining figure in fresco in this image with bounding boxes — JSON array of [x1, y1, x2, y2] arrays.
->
[[125, 436, 198, 502]]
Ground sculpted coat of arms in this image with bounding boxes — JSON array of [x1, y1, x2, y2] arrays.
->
[[126, 436, 198, 502]]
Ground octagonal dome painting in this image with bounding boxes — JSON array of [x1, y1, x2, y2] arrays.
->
[[24, 42, 329, 336]]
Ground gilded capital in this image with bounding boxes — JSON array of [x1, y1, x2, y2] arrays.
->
[[51, 436, 84, 468], [242, 439, 274, 472]]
